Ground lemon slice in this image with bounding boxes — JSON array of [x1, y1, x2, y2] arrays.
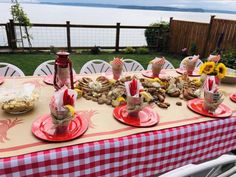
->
[[147, 78, 162, 83], [153, 78, 162, 83], [140, 91, 153, 102], [146, 78, 155, 82], [74, 89, 83, 98], [64, 105, 75, 116], [116, 96, 126, 102], [192, 78, 202, 87], [109, 79, 116, 84]]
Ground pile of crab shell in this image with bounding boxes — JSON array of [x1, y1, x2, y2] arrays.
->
[[76, 76, 132, 107], [76, 74, 202, 109]]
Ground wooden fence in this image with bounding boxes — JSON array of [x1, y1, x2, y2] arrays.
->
[[0, 20, 162, 52], [1, 16, 236, 56], [169, 16, 236, 57], [205, 18, 236, 55]]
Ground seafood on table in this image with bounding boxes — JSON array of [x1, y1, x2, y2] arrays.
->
[[75, 74, 202, 109], [166, 73, 202, 100], [76, 76, 131, 107]]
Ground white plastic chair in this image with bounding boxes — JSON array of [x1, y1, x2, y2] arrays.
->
[[147, 59, 175, 70], [0, 62, 25, 77], [122, 59, 144, 72], [179, 57, 203, 69], [33, 60, 76, 76], [80, 59, 112, 74], [33, 60, 55, 76], [159, 154, 236, 177]]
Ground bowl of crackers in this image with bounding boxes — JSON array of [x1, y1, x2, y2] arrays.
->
[[0, 83, 40, 114]]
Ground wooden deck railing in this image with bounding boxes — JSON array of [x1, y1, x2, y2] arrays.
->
[[1, 20, 162, 52], [1, 16, 236, 57]]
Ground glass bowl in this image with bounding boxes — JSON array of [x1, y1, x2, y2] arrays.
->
[[0, 83, 40, 114]]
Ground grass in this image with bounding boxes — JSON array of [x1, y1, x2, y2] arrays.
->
[[0, 52, 183, 75]]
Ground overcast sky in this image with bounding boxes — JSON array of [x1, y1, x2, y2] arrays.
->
[[1, 0, 236, 11]]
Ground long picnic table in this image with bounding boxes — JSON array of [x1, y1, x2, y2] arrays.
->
[[0, 70, 236, 176]]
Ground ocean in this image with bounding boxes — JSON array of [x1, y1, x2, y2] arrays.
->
[[1, 3, 236, 48]]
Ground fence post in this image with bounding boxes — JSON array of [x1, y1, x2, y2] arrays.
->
[[156, 24, 163, 51], [9, 19, 17, 50], [115, 23, 120, 52], [5, 23, 12, 49], [66, 21, 71, 52], [168, 17, 173, 52], [203, 15, 215, 57]]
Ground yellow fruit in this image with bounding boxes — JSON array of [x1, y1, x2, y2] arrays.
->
[[64, 105, 75, 116], [74, 89, 83, 98], [153, 78, 162, 83], [146, 78, 155, 82], [109, 79, 116, 84], [192, 78, 201, 87], [159, 88, 166, 94], [140, 91, 153, 102], [146, 78, 163, 86], [116, 96, 126, 102]]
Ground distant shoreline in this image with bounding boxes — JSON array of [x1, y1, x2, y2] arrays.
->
[[1, 2, 236, 25], [38, 2, 236, 15], [2, 2, 236, 15]]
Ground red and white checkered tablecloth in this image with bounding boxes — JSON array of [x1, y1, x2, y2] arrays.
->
[[1, 116, 236, 177]]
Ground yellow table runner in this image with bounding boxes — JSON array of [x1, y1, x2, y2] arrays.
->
[[0, 70, 235, 158]]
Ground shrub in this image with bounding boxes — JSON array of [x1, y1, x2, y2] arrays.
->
[[181, 48, 188, 56], [136, 47, 149, 54], [122, 47, 135, 54], [49, 45, 57, 54], [144, 21, 169, 51], [189, 42, 197, 55], [75, 49, 82, 54], [90, 46, 101, 54], [221, 50, 236, 69]]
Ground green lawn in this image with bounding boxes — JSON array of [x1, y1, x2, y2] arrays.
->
[[0, 52, 183, 75]]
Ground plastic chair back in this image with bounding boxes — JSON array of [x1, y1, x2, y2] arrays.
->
[[33, 60, 55, 76], [179, 57, 203, 69], [0, 62, 25, 77], [33, 60, 76, 76], [123, 59, 144, 72], [80, 59, 112, 74], [160, 154, 236, 177]]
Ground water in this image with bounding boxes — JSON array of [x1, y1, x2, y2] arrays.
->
[[1, 3, 236, 24], [1, 3, 236, 48]]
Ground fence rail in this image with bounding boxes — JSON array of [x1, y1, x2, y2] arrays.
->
[[169, 16, 236, 57], [0, 24, 8, 48], [1, 16, 236, 57], [169, 19, 209, 56], [0, 20, 162, 52]]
